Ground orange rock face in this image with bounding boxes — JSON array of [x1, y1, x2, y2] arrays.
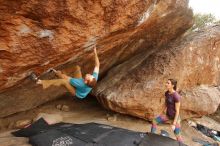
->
[[94, 25, 220, 120], [0, 0, 193, 117]]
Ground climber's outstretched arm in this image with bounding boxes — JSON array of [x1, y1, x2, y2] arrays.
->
[[93, 46, 100, 74]]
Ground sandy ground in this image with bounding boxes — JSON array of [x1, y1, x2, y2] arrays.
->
[[0, 95, 219, 146]]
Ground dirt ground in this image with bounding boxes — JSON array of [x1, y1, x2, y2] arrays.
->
[[0, 95, 219, 146]]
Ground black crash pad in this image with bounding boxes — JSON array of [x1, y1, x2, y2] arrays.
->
[[12, 118, 187, 146]]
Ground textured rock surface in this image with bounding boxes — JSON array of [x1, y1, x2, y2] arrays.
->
[[94, 25, 220, 120], [0, 0, 193, 117], [181, 86, 220, 118]]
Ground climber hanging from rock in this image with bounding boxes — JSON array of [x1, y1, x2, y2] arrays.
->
[[30, 46, 100, 99]]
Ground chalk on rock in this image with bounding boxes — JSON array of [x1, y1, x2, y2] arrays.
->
[[38, 29, 54, 41], [83, 36, 99, 51]]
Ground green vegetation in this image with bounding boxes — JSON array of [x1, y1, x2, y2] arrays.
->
[[191, 13, 220, 31]]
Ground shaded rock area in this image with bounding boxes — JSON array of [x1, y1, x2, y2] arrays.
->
[[94, 25, 220, 120], [0, 0, 193, 117], [0, 96, 219, 146], [210, 107, 220, 123]]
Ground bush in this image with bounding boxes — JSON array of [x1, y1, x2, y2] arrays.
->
[[191, 13, 219, 31]]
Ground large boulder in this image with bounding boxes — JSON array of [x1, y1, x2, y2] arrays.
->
[[94, 25, 220, 120], [0, 0, 193, 117]]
